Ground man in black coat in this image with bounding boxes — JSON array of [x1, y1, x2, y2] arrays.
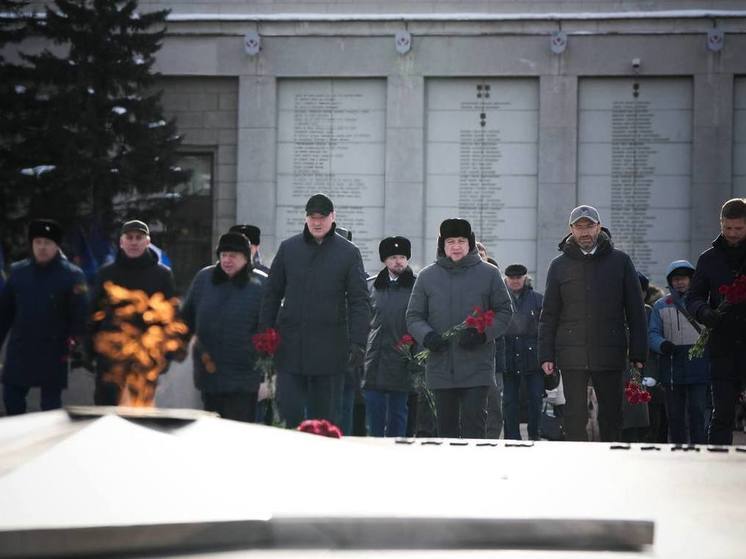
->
[[686, 198, 746, 445], [1, 219, 88, 415], [89, 219, 176, 405], [259, 193, 370, 429], [363, 236, 417, 437], [538, 205, 647, 442]]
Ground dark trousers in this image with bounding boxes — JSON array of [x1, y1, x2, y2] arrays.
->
[[433, 386, 488, 439], [562, 369, 623, 442], [203, 391, 258, 423], [503, 371, 545, 440], [364, 389, 408, 437], [94, 378, 121, 406], [276, 372, 343, 430], [2, 383, 63, 416], [663, 383, 708, 445], [709, 350, 746, 445]]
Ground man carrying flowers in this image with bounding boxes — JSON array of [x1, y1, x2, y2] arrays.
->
[[686, 198, 746, 445], [406, 219, 513, 439]]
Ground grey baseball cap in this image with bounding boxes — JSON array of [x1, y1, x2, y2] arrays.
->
[[569, 205, 601, 225]]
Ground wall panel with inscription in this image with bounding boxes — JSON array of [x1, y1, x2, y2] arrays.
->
[[276, 79, 386, 270], [735, 77, 746, 198], [425, 79, 539, 272], [578, 78, 692, 282]]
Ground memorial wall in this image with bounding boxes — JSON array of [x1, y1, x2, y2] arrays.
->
[[578, 78, 693, 279], [276, 79, 386, 270], [425, 79, 539, 274], [736, 77, 746, 198]]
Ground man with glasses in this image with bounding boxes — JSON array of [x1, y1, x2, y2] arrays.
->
[[538, 205, 647, 442]]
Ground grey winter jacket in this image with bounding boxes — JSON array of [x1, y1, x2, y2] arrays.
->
[[406, 251, 513, 390], [538, 230, 648, 371], [363, 267, 418, 392], [181, 264, 266, 393], [259, 223, 370, 377]]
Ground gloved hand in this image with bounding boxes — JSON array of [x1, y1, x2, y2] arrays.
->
[[423, 331, 448, 352], [660, 340, 675, 354], [347, 345, 365, 369], [699, 306, 721, 329], [458, 327, 487, 350], [642, 377, 657, 388]]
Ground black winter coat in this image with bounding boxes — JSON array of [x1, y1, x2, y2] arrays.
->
[[685, 235, 746, 356], [181, 264, 266, 394], [0, 254, 88, 388], [538, 230, 647, 371], [363, 267, 417, 392], [259, 224, 370, 377], [502, 285, 543, 375]]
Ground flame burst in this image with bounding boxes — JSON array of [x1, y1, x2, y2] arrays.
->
[[93, 281, 188, 407]]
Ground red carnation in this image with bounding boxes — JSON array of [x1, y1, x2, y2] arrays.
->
[[297, 419, 343, 438]]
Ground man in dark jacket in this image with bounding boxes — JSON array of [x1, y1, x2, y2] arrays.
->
[[182, 232, 267, 422], [538, 205, 647, 442], [1, 219, 88, 415], [363, 236, 417, 437], [686, 198, 746, 445], [259, 193, 370, 429], [229, 224, 270, 275], [406, 218, 513, 439], [501, 264, 544, 441], [90, 219, 176, 405]]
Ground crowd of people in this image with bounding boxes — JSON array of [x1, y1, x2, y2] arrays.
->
[[1, 194, 745, 445]]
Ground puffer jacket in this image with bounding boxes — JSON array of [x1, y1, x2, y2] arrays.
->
[[503, 283, 543, 374], [538, 229, 647, 371], [406, 249, 513, 390]]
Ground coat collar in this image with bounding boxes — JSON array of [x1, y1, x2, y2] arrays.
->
[[211, 262, 250, 287], [436, 249, 482, 270], [373, 266, 415, 289], [559, 228, 613, 260], [302, 222, 338, 244]]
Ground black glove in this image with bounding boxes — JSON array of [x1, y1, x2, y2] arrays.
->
[[660, 340, 675, 355], [347, 345, 365, 369], [423, 331, 448, 352], [699, 306, 721, 329], [458, 327, 487, 350]]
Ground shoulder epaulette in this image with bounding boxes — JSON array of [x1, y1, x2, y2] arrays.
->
[[252, 268, 269, 279]]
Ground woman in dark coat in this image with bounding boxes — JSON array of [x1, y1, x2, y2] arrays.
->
[[181, 232, 267, 422]]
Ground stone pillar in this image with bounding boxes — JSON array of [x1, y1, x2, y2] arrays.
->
[[691, 72, 734, 259], [236, 75, 278, 256], [384, 75, 426, 269], [536, 75, 578, 289]]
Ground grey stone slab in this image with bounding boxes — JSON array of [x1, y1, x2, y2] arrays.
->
[[387, 75, 425, 130], [385, 127, 424, 183], [237, 127, 277, 182], [238, 76, 277, 130]]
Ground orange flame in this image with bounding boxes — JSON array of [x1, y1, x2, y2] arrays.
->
[[93, 281, 188, 407]]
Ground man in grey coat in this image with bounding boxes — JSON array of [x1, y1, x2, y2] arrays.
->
[[260, 193, 370, 429], [406, 218, 513, 439], [538, 205, 647, 442]]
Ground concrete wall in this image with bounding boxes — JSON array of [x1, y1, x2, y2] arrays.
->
[[132, 3, 746, 284]]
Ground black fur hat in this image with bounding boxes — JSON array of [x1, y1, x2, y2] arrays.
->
[[230, 224, 260, 246], [216, 232, 251, 258], [379, 236, 411, 261], [28, 219, 63, 245], [437, 218, 476, 254], [505, 264, 528, 277]]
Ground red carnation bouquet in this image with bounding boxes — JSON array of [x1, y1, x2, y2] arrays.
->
[[625, 368, 652, 405], [415, 306, 496, 365], [689, 275, 746, 359], [394, 333, 417, 362], [252, 327, 281, 399], [394, 333, 436, 422], [297, 419, 343, 438]]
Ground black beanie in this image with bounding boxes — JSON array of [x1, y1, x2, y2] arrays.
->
[[230, 224, 260, 246], [28, 219, 63, 245], [379, 236, 411, 261], [437, 218, 476, 254], [216, 232, 251, 259]]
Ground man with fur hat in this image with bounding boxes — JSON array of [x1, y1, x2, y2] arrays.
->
[[363, 236, 418, 437], [1, 219, 89, 415], [649, 260, 710, 444], [260, 193, 370, 429], [538, 205, 647, 442], [181, 232, 267, 421], [229, 224, 270, 275], [686, 198, 746, 444], [406, 218, 513, 438], [89, 219, 176, 405]]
